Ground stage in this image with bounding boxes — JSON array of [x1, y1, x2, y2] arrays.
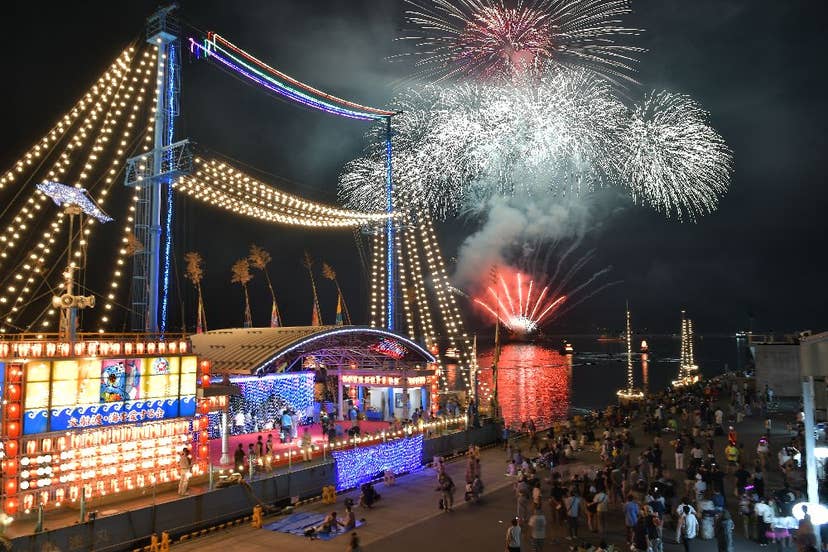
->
[[208, 420, 392, 467]]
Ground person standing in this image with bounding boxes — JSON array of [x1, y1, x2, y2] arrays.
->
[[281, 410, 293, 443], [632, 515, 650, 552], [677, 505, 698, 552], [624, 495, 639, 544], [234, 443, 245, 472], [715, 510, 735, 552], [506, 517, 522, 552], [177, 447, 192, 496], [565, 489, 582, 540], [674, 438, 685, 470], [528, 505, 547, 552], [592, 486, 609, 537]]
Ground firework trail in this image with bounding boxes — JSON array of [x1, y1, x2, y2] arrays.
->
[[400, 0, 644, 84], [339, 65, 732, 222]]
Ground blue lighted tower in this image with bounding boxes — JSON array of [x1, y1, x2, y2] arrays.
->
[[125, 5, 191, 334]]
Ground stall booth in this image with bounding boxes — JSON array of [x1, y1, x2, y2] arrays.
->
[[190, 326, 438, 448], [0, 337, 210, 516]]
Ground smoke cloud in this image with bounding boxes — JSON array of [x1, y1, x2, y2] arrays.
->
[[454, 192, 594, 290]]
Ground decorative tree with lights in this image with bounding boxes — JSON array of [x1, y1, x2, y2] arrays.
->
[[184, 251, 208, 333], [321, 261, 351, 325], [248, 244, 281, 328], [231, 258, 254, 328], [302, 251, 323, 326]]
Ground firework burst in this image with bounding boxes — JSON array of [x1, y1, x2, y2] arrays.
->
[[474, 269, 567, 335], [339, 65, 732, 222], [620, 91, 733, 221], [401, 0, 643, 84]]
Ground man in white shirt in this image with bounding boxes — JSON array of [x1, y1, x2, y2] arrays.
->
[[677, 505, 698, 551], [714, 408, 724, 426]]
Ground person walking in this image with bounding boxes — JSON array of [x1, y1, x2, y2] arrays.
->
[[715, 510, 735, 552], [506, 517, 522, 552], [677, 505, 698, 552], [674, 438, 685, 470], [624, 494, 639, 544], [177, 447, 192, 496], [565, 488, 582, 540], [528, 505, 547, 552], [346, 532, 362, 552], [592, 486, 609, 537], [437, 473, 456, 512]]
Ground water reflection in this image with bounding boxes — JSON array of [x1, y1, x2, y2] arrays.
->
[[642, 353, 649, 394], [477, 343, 572, 429]]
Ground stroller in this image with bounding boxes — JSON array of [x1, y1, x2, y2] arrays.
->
[[464, 477, 484, 503]]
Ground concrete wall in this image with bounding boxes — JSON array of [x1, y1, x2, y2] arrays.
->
[[10, 423, 499, 552], [754, 344, 801, 397]]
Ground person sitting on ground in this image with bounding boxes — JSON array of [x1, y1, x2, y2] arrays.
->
[[341, 504, 356, 532]]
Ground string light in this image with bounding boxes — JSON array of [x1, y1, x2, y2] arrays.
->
[[207, 33, 395, 117], [0, 48, 136, 193], [331, 434, 423, 490], [0, 50, 132, 272], [0, 51, 138, 332], [205, 372, 314, 438], [369, 225, 386, 328], [172, 158, 391, 228], [93, 48, 158, 332], [5, 48, 154, 333]]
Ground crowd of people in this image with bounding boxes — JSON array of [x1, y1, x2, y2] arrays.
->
[[498, 373, 818, 552]]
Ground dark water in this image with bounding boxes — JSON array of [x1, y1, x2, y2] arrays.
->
[[457, 335, 752, 429]]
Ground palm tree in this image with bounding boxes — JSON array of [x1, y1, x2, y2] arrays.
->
[[321, 261, 351, 325], [302, 251, 322, 326], [248, 244, 281, 327], [184, 252, 207, 333], [231, 258, 253, 328]]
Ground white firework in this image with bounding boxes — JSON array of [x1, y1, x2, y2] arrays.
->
[[339, 66, 732, 221], [620, 91, 733, 221]]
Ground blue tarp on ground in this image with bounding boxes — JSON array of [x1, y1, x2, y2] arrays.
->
[[264, 512, 363, 540]]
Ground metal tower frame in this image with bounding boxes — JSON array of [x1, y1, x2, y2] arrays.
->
[[125, 5, 191, 334]]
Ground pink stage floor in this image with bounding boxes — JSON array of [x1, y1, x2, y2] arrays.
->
[[208, 420, 392, 468]]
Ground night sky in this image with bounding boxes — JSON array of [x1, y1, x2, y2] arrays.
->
[[1, 1, 826, 335]]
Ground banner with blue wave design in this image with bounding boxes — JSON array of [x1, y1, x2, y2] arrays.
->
[[23, 396, 196, 434]]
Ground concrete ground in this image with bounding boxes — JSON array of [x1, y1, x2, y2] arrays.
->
[[171, 380, 806, 552]]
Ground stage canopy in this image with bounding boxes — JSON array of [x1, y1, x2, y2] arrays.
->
[[189, 326, 435, 375]]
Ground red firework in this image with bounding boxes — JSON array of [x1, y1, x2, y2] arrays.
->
[[456, 3, 552, 77], [474, 268, 567, 335], [402, 0, 643, 83]]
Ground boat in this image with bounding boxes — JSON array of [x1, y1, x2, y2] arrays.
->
[[597, 334, 623, 343], [559, 340, 574, 355], [640, 339, 649, 353]]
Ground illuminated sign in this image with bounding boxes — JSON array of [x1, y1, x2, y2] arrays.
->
[[341, 374, 427, 387], [368, 338, 407, 360], [22, 356, 198, 434]]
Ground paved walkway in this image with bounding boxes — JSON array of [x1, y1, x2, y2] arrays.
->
[[172, 376, 808, 552]]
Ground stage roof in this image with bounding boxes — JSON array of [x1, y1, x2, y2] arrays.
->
[[189, 326, 435, 375]]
